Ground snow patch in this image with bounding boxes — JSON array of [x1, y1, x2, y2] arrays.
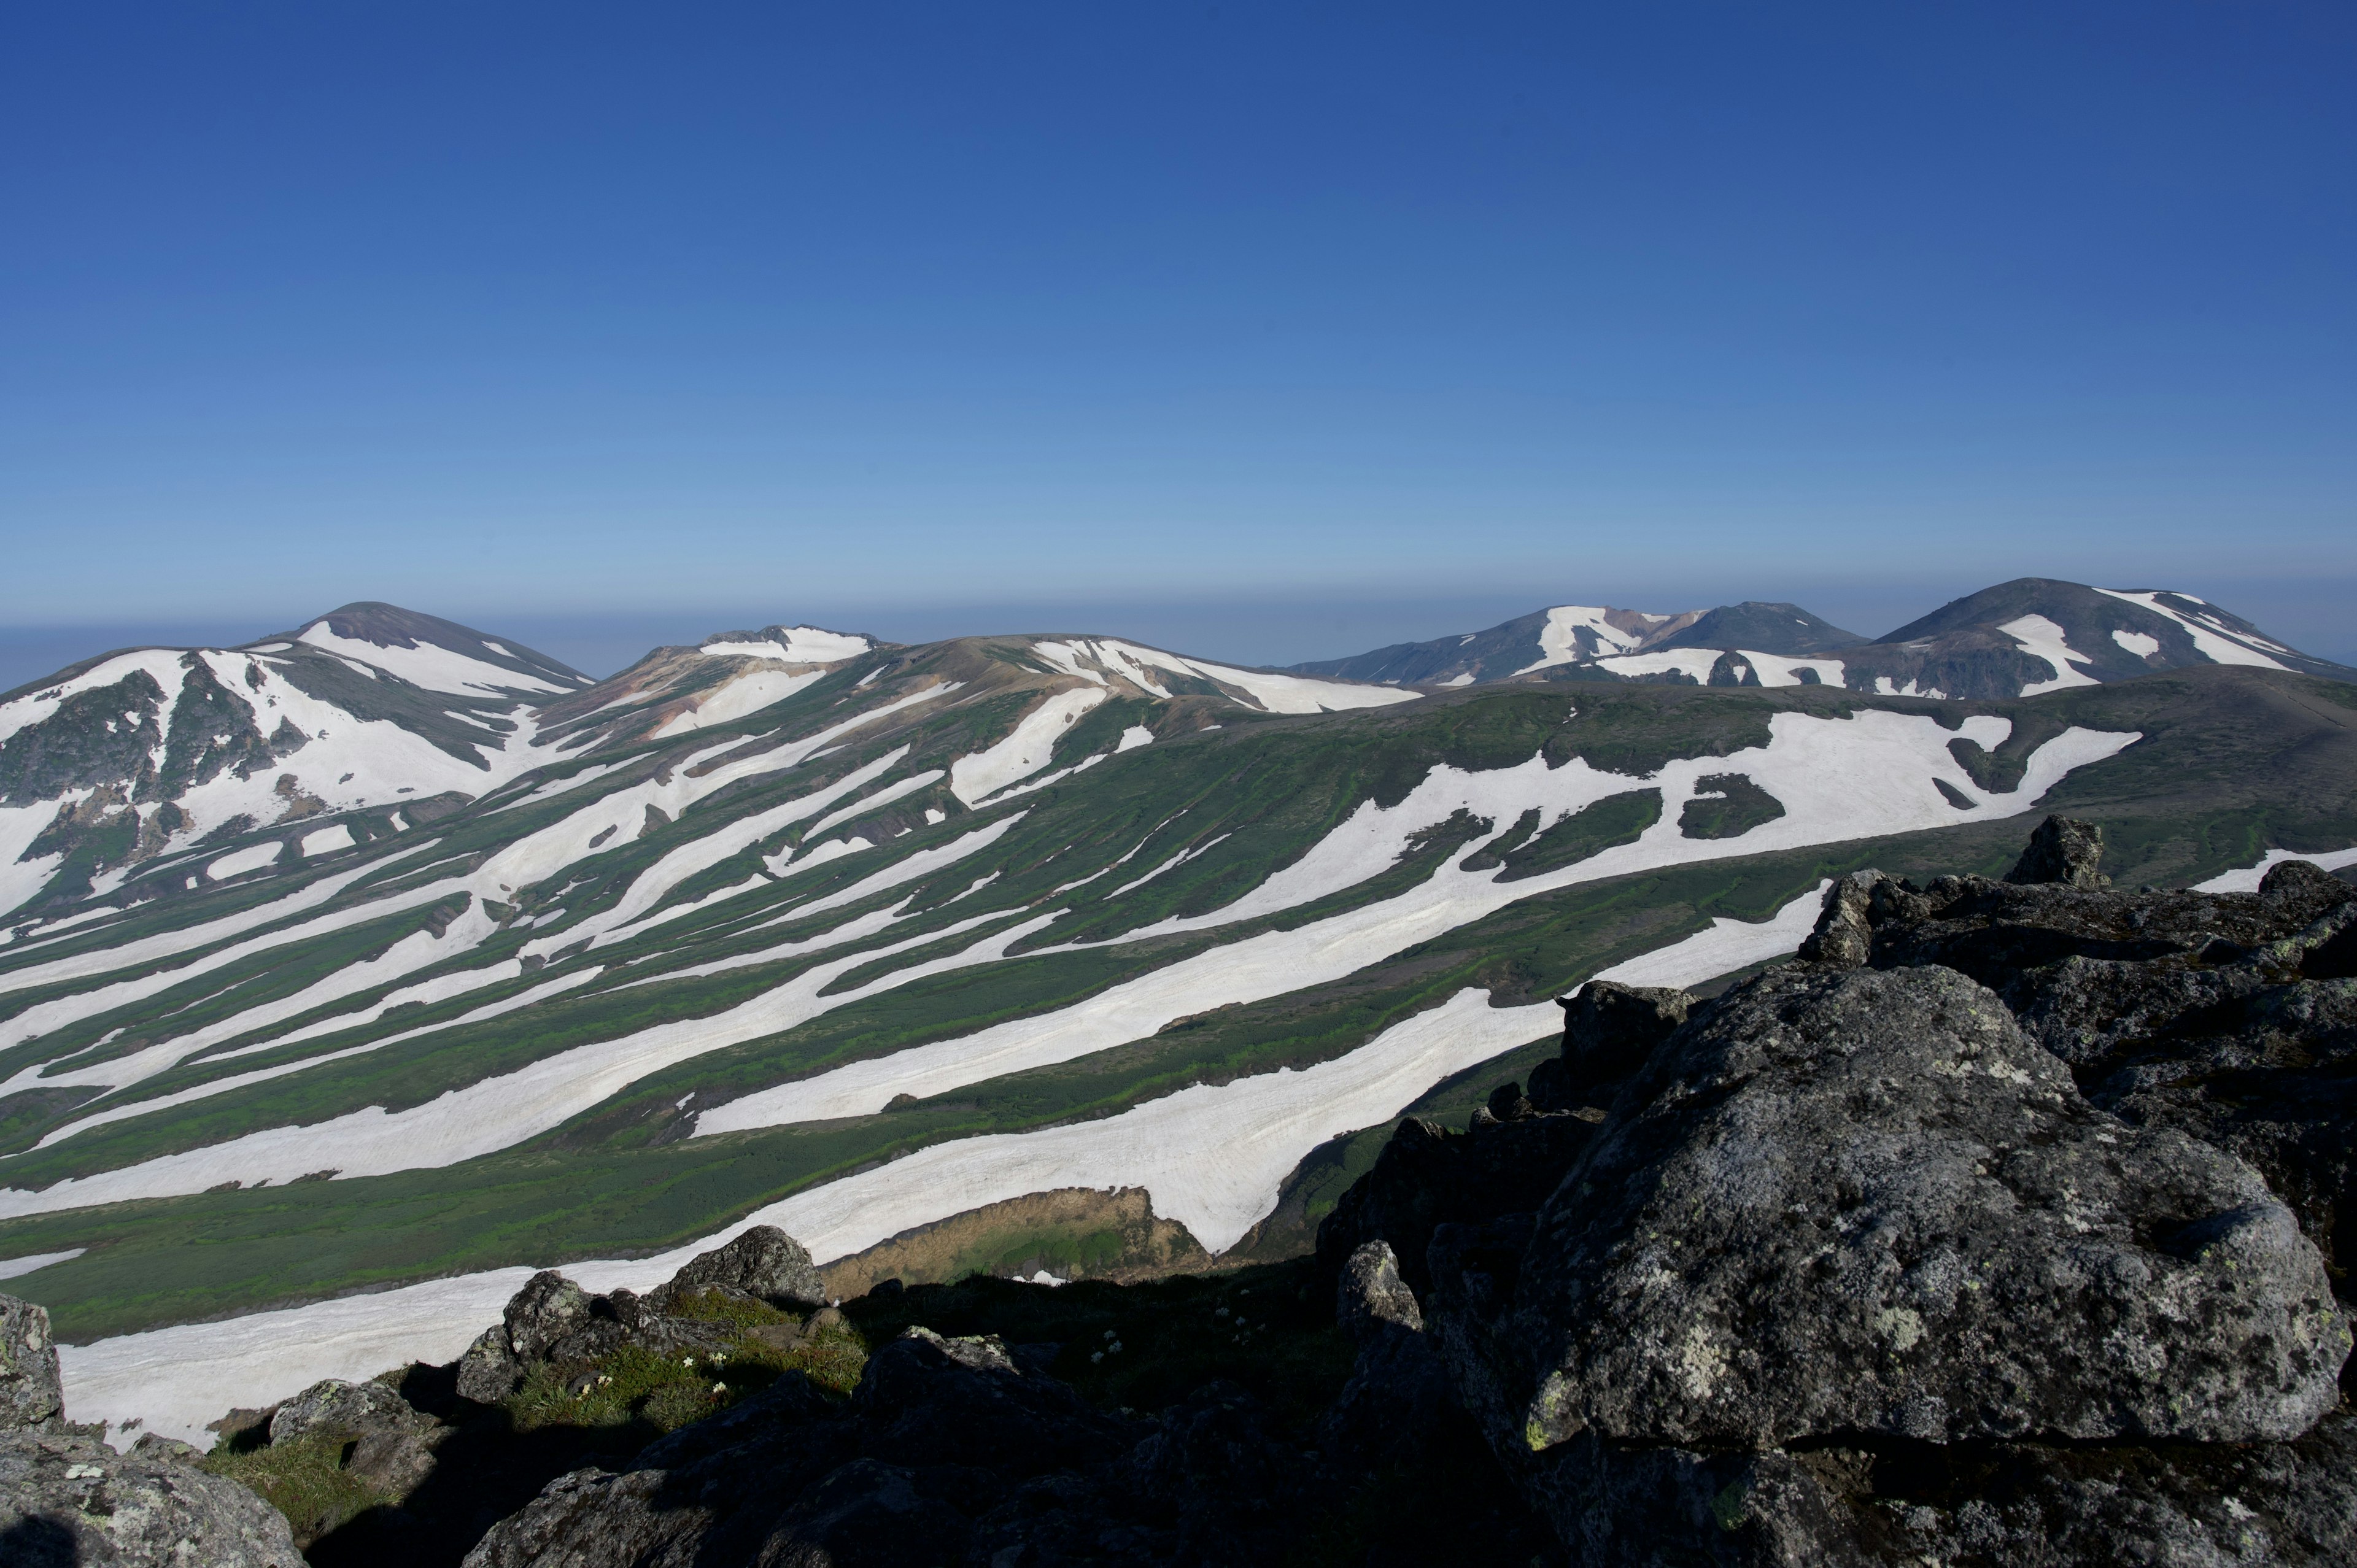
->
[[300, 824, 355, 857], [950, 688, 1108, 805], [1514, 606, 1644, 675], [2095, 590, 2291, 671], [2000, 616, 2102, 695], [206, 843, 285, 880]]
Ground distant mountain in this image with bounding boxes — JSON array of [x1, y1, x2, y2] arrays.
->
[[4, 585, 2354, 1453], [1293, 600, 1866, 689], [1838, 577, 2354, 698], [1293, 579, 2351, 701], [0, 603, 590, 914]]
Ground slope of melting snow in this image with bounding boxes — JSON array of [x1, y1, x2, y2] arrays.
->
[[49, 882, 1832, 1446], [0, 857, 411, 1001], [1740, 653, 1846, 689], [31, 968, 606, 1150], [975, 752, 1109, 806], [765, 816, 1031, 927], [297, 625, 572, 695], [702, 628, 873, 663], [2095, 590, 2291, 671], [1513, 606, 1644, 675], [698, 714, 2135, 1135], [652, 669, 827, 738], [1595, 649, 1723, 683], [1873, 678, 1948, 698], [557, 750, 912, 951], [1106, 835, 1229, 898], [485, 759, 633, 815], [2193, 846, 2357, 894], [1116, 726, 1156, 752], [951, 688, 1107, 804], [300, 825, 354, 857], [2, 894, 499, 1094], [2001, 616, 2102, 695], [0, 908, 1061, 1219], [801, 770, 943, 842]]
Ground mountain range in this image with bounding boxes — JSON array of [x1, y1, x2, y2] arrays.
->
[[0, 576, 2351, 1447]]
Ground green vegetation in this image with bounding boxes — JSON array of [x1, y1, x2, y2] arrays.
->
[[201, 1429, 397, 1546], [1676, 773, 1787, 840]]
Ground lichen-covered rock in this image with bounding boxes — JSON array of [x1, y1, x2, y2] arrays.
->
[[657, 1225, 827, 1310], [454, 1324, 524, 1404], [266, 1376, 430, 1448], [1, 1291, 62, 1431], [501, 1270, 592, 1362], [1336, 1240, 1422, 1340], [0, 1427, 304, 1566], [1492, 965, 2347, 1453]]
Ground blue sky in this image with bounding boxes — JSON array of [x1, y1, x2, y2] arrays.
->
[[3, 2, 2351, 680]]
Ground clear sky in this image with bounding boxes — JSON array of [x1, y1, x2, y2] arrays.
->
[[3, 2, 2351, 682]]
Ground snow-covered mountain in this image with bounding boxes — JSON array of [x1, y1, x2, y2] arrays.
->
[[1295, 579, 2352, 699], [0, 604, 591, 918], [1, 587, 2353, 1446]]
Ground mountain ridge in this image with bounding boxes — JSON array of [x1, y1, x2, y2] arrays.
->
[[1290, 576, 2355, 698]]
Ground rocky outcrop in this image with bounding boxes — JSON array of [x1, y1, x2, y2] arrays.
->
[[1, 1291, 63, 1431], [456, 1267, 743, 1404], [1403, 823, 2357, 1565], [1797, 821, 2357, 1279], [1493, 964, 2343, 1452], [650, 1224, 827, 1311], [0, 1427, 304, 1567]]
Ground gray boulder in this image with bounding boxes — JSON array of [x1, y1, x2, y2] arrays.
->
[[1488, 964, 2348, 1454], [657, 1226, 827, 1310], [454, 1324, 525, 1404], [1, 1291, 62, 1431], [1335, 1240, 1422, 1340], [503, 1270, 592, 1362], [2007, 813, 2110, 888], [0, 1427, 303, 1566]]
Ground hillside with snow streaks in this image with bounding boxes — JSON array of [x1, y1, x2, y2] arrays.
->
[[0, 595, 2351, 1451]]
